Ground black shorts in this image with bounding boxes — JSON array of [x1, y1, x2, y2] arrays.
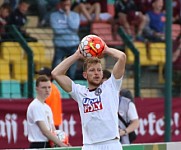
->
[[29, 142, 50, 148]]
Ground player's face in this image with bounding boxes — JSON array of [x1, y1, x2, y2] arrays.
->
[[36, 81, 51, 100], [84, 63, 103, 86]]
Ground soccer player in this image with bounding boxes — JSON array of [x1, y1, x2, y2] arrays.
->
[[51, 44, 126, 150]]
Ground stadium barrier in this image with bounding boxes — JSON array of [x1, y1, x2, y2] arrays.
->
[[1, 98, 181, 149]]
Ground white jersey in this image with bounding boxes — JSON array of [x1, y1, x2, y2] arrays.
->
[[70, 74, 123, 144], [27, 99, 54, 142]]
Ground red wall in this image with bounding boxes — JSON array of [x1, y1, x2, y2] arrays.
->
[[0, 98, 181, 149]]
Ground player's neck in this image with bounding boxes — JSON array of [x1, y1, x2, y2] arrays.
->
[[88, 83, 101, 91], [88, 87, 97, 92]]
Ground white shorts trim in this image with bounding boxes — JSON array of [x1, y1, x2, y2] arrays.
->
[[82, 139, 122, 150]]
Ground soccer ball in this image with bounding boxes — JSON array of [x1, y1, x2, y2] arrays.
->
[[55, 130, 69, 145], [79, 34, 105, 57]]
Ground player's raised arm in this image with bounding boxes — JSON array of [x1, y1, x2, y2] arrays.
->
[[103, 45, 126, 79], [51, 49, 83, 92]]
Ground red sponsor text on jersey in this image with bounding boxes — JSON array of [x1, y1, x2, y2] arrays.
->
[[83, 98, 103, 113]]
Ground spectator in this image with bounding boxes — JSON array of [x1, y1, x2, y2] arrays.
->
[[6, 0, 37, 42], [50, 0, 80, 80], [36, 67, 63, 130], [71, 0, 101, 23], [143, 0, 165, 42], [114, 0, 147, 41], [26, 75, 68, 148], [0, 3, 11, 41], [118, 89, 139, 144]]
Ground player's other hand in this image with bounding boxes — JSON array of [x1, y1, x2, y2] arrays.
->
[[102, 44, 108, 54], [98, 44, 108, 59]]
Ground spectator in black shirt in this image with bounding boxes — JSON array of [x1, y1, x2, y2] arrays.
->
[[7, 0, 37, 42]]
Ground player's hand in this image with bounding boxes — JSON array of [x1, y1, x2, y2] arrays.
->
[[102, 44, 108, 54], [75, 48, 85, 59], [98, 43, 108, 59]]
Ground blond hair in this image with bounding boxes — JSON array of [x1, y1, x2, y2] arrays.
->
[[83, 57, 101, 71]]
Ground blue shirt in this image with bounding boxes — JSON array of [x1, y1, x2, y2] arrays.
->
[[147, 11, 165, 33], [50, 9, 80, 47]]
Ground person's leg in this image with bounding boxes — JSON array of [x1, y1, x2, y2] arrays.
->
[[173, 40, 181, 62], [66, 46, 78, 80], [74, 3, 92, 22], [52, 47, 66, 69], [137, 13, 147, 36], [111, 19, 120, 40], [36, 0, 48, 24], [118, 12, 132, 35], [88, 2, 101, 21]]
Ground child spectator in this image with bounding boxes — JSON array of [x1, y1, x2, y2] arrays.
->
[[0, 3, 11, 41], [143, 0, 165, 42]]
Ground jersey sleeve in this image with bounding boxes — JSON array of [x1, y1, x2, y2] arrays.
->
[[110, 74, 123, 91], [69, 81, 86, 103]]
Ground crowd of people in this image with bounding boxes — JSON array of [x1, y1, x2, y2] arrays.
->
[[0, 0, 180, 44], [0, 0, 180, 39], [1, 0, 180, 58]]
